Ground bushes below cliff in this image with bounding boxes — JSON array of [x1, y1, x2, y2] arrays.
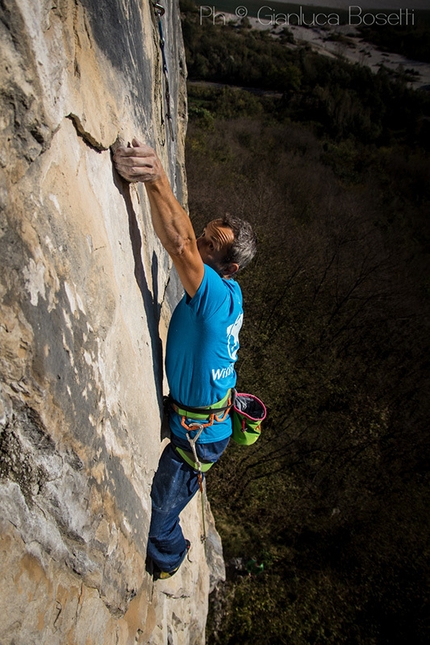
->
[[182, 5, 430, 150], [182, 8, 430, 643], [186, 116, 429, 645]]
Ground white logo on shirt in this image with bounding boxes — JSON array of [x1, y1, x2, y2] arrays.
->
[[212, 363, 235, 381], [227, 313, 243, 361], [211, 313, 243, 381]]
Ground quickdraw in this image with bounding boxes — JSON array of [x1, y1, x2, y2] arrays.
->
[[180, 423, 208, 544], [153, 3, 174, 141]]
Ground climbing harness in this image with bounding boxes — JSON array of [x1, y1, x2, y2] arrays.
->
[[171, 389, 233, 430], [171, 388, 233, 478], [153, 3, 175, 141], [169, 389, 266, 543], [170, 390, 234, 544]]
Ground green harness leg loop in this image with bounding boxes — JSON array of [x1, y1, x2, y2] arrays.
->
[[175, 447, 214, 473]]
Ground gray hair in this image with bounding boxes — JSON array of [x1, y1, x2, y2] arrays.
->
[[221, 214, 257, 272]]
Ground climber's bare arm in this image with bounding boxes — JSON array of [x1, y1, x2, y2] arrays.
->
[[113, 140, 204, 297]]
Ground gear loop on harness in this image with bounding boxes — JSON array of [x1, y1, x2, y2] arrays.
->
[[171, 389, 234, 431]]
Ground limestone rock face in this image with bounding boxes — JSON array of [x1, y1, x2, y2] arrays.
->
[[0, 1, 224, 643]]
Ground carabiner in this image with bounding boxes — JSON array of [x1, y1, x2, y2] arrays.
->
[[153, 3, 165, 17]]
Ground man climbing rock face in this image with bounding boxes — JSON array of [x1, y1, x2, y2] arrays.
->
[[113, 140, 257, 579]]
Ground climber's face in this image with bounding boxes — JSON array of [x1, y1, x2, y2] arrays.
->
[[197, 219, 237, 277]]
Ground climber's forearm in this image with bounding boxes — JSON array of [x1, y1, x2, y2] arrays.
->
[[144, 173, 197, 258], [145, 175, 204, 298], [113, 139, 204, 296], [113, 139, 195, 255]]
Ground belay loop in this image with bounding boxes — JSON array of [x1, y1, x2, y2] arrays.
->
[[153, 3, 175, 141]]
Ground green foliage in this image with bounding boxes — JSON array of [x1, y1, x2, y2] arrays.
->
[[188, 102, 215, 130], [182, 11, 303, 91], [186, 118, 430, 644], [183, 7, 430, 150], [182, 8, 430, 643]]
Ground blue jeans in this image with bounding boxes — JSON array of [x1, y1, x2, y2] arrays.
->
[[147, 433, 230, 573]]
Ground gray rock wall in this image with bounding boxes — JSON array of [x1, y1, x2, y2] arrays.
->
[[0, 1, 224, 643]]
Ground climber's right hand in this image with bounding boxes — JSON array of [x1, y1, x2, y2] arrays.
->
[[113, 139, 164, 183]]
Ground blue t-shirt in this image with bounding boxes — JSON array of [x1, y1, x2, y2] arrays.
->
[[166, 265, 243, 443]]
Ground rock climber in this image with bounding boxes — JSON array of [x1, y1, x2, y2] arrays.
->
[[113, 139, 257, 579]]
